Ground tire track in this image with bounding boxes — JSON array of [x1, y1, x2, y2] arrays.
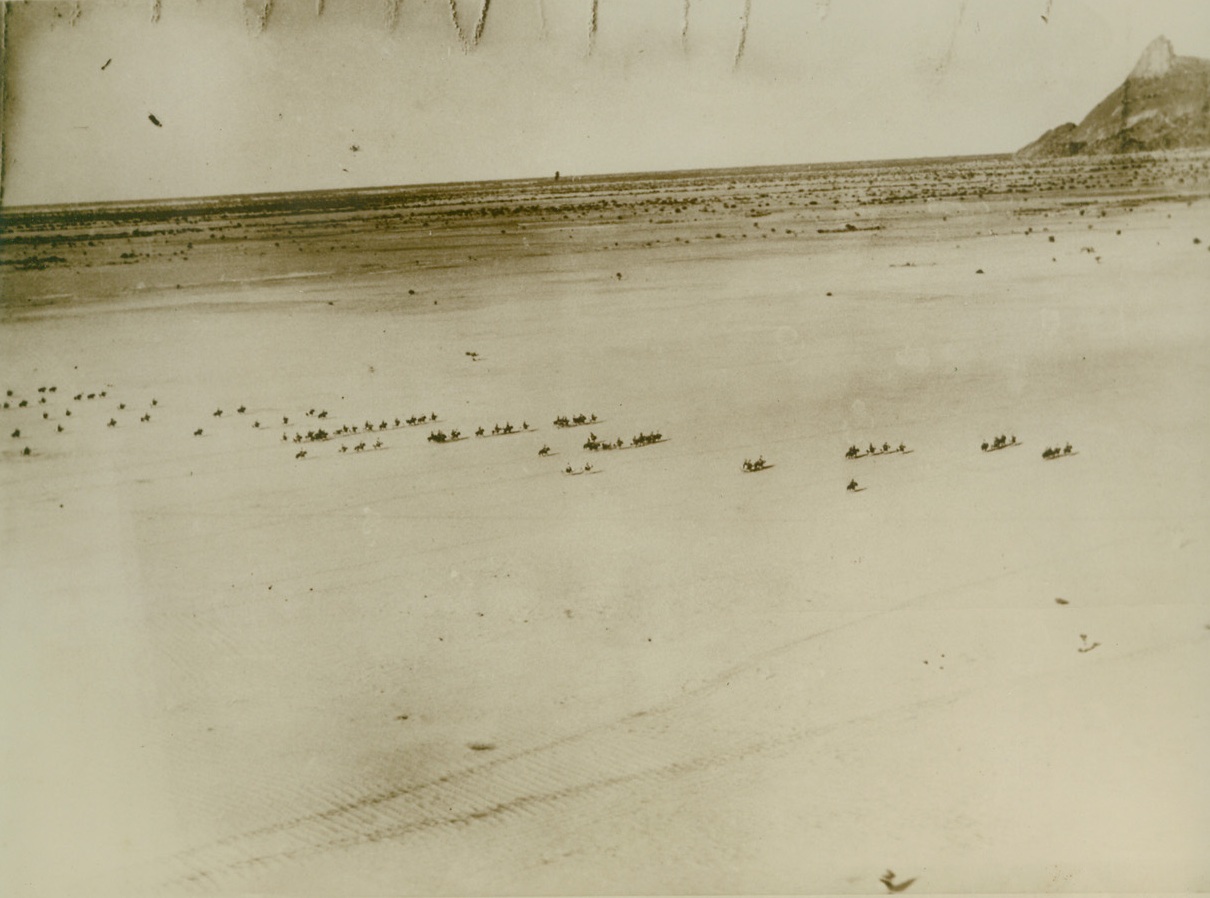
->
[[164, 531, 1169, 890], [168, 645, 977, 891], [166, 608, 879, 888], [166, 613, 909, 883]]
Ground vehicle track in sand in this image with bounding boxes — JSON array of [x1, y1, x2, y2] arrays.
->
[[162, 528, 1174, 891]]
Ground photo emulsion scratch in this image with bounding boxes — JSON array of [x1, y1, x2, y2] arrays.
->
[[473, 0, 491, 46], [242, 0, 273, 35], [0, 4, 7, 207], [733, 0, 751, 70], [444, 0, 492, 51], [1, 2, 1209, 897], [383, 0, 402, 32]]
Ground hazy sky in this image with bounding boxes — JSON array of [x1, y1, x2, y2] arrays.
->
[[2, 0, 1209, 206]]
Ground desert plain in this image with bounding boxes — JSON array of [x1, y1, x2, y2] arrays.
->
[[2, 153, 1209, 895]]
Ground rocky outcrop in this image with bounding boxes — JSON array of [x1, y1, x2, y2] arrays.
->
[[1018, 37, 1210, 158]]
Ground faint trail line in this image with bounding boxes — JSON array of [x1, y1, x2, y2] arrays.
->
[[150, 0, 161, 24], [165, 604, 1208, 891], [535, 0, 547, 38], [169, 670, 870, 883], [163, 526, 1141, 887], [179, 715, 875, 885], [733, 0, 751, 70], [587, 0, 598, 55], [937, 0, 968, 73], [681, 0, 690, 52]]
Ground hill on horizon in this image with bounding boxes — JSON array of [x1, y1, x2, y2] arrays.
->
[[1018, 36, 1210, 158]]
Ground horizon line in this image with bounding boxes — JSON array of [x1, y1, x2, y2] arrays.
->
[[0, 150, 1016, 216]]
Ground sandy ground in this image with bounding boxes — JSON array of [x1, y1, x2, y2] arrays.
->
[[2, 168, 1210, 896]]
